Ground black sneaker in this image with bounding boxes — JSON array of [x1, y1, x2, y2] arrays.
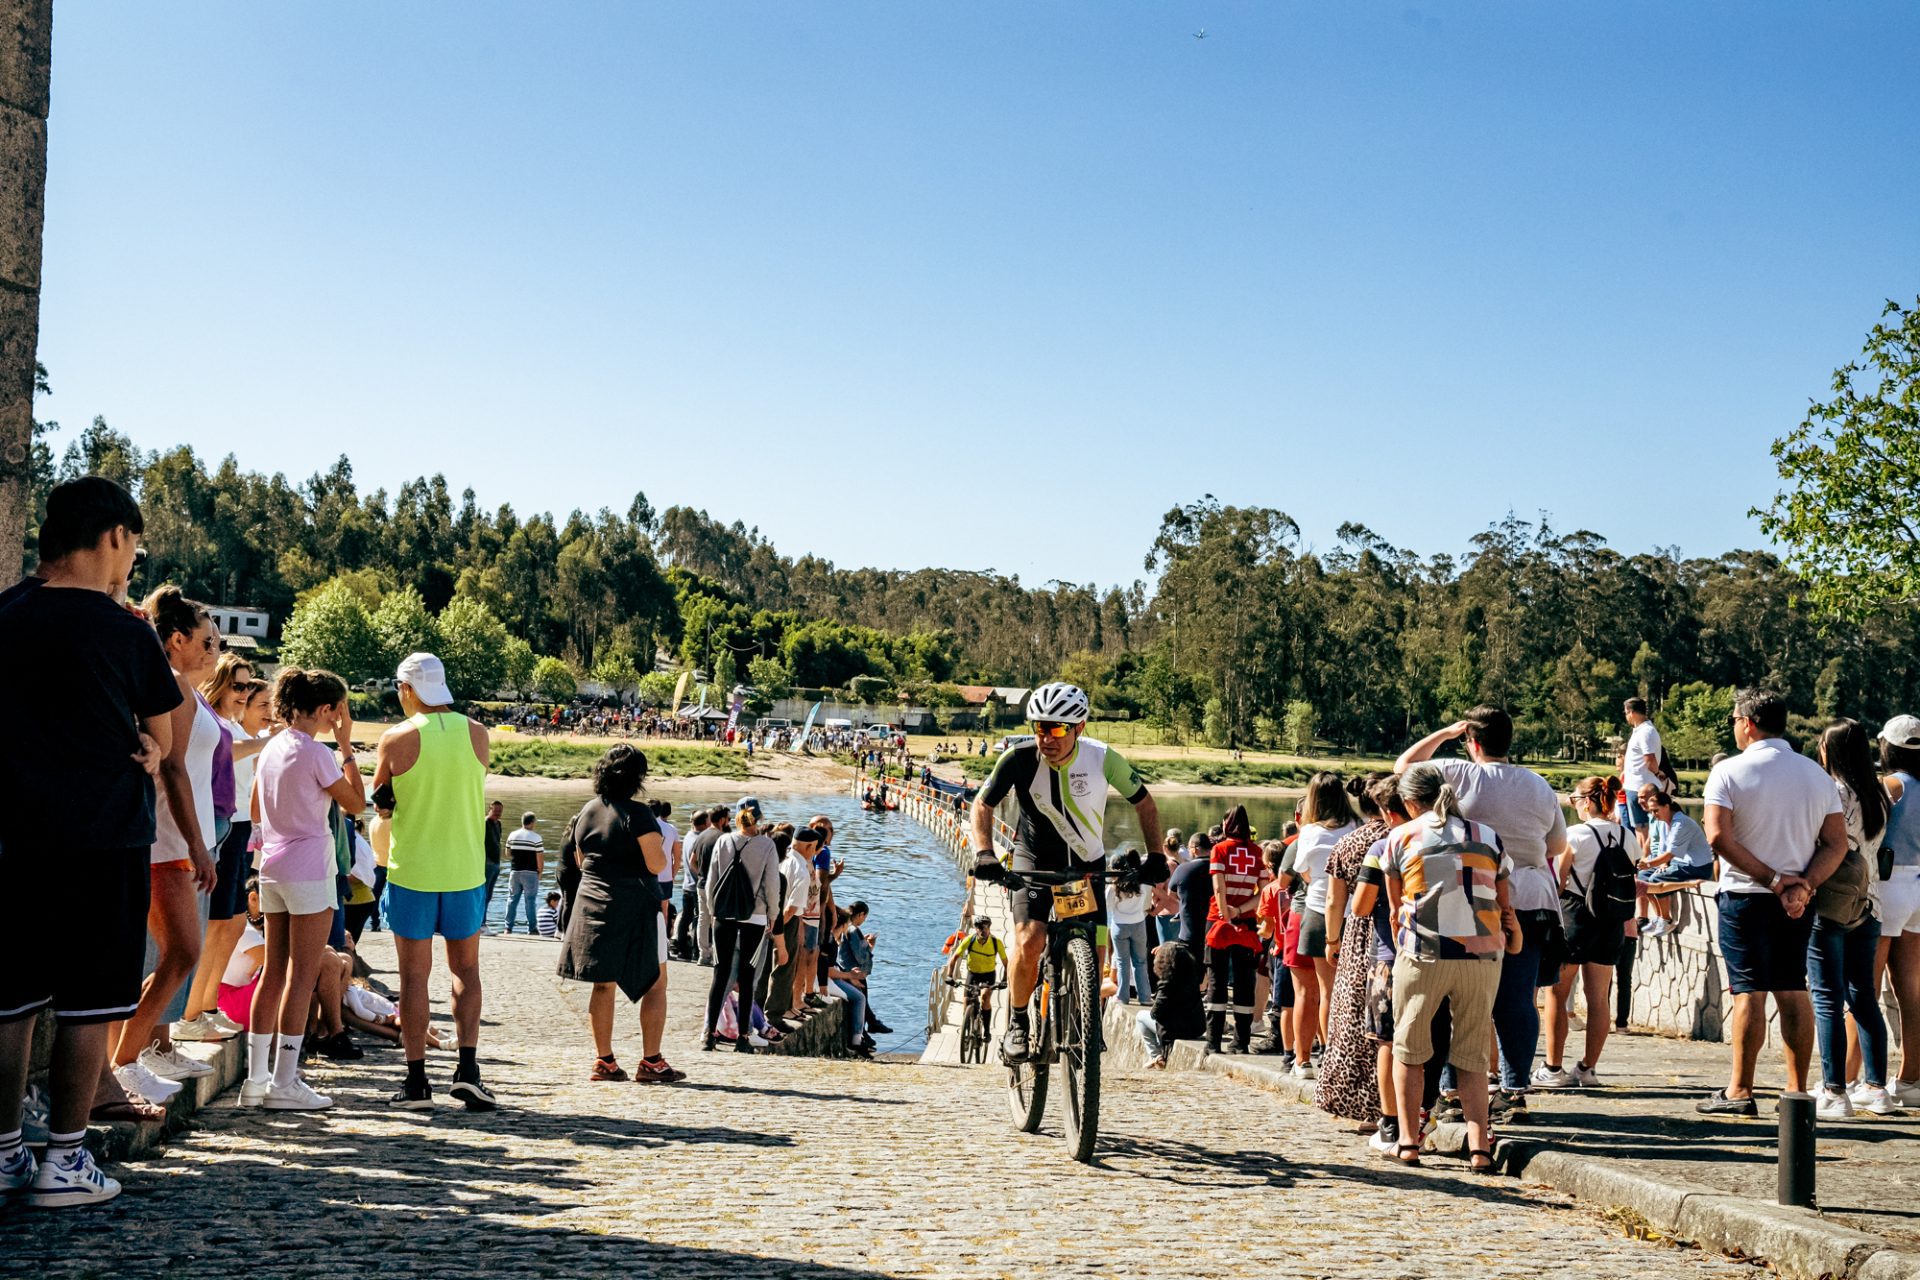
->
[[389, 1078, 435, 1111], [1000, 1022, 1031, 1063], [448, 1071, 498, 1112], [314, 1032, 363, 1061], [866, 1019, 893, 1035], [1435, 1095, 1465, 1123], [1695, 1089, 1758, 1117]]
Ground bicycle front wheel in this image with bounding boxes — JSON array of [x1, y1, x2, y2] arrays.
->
[[1060, 934, 1102, 1163], [1006, 987, 1049, 1132]]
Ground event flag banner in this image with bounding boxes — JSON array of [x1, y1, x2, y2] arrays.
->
[[725, 687, 746, 737], [671, 670, 691, 715], [791, 701, 821, 752]]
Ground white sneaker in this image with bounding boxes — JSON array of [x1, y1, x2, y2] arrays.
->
[[1531, 1064, 1580, 1089], [1, 1144, 37, 1194], [263, 1077, 333, 1111], [239, 1078, 271, 1107], [27, 1145, 120, 1208], [113, 1061, 182, 1105], [746, 1032, 770, 1049], [1290, 1062, 1316, 1081], [1854, 1085, 1902, 1116], [1816, 1089, 1854, 1121], [139, 1041, 214, 1081], [170, 1013, 234, 1042], [1892, 1078, 1920, 1107], [208, 1010, 246, 1036], [1367, 1128, 1397, 1157], [1572, 1062, 1603, 1088]]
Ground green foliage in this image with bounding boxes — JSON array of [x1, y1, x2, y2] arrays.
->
[[531, 656, 578, 701], [1656, 682, 1736, 765], [746, 656, 793, 699], [370, 584, 435, 671], [637, 670, 679, 707], [278, 579, 380, 681], [848, 674, 889, 704], [501, 635, 537, 697], [434, 595, 510, 698], [1759, 298, 1920, 619], [1282, 701, 1317, 755]]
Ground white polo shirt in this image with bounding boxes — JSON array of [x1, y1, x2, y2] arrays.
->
[[1703, 736, 1841, 894]]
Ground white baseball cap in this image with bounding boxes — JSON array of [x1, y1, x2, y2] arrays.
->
[[396, 652, 454, 706], [1880, 715, 1920, 749]]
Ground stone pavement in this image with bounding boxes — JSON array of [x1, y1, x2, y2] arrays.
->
[[6, 933, 1761, 1280]]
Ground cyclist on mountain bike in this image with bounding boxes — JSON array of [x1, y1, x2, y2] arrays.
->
[[944, 915, 1008, 1016], [969, 681, 1168, 1063]]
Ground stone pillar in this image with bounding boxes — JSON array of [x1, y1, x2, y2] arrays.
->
[[0, 1, 52, 584]]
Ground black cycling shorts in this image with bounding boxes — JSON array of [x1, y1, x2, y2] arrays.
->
[[1006, 848, 1108, 928]]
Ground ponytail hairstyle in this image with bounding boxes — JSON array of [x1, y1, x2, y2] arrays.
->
[[199, 651, 254, 710], [1220, 804, 1252, 843], [591, 743, 648, 801], [1300, 771, 1358, 828], [1397, 764, 1461, 828], [1571, 775, 1611, 817], [143, 584, 209, 645], [272, 667, 349, 723], [1350, 771, 1393, 821], [1822, 718, 1889, 841]]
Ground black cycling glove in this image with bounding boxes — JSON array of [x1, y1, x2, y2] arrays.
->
[[971, 852, 1007, 884]]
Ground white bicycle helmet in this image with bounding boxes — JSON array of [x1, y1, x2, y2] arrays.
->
[[1027, 681, 1090, 725]]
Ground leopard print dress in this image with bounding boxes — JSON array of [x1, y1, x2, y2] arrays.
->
[[1314, 819, 1389, 1124]]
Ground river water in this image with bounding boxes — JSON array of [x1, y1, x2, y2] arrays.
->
[[483, 784, 967, 1054]]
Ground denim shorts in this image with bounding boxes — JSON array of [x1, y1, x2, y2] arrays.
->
[[1620, 794, 1651, 829], [1640, 860, 1714, 886], [1718, 890, 1814, 994]]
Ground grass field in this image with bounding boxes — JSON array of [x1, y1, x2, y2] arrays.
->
[[486, 739, 750, 781]]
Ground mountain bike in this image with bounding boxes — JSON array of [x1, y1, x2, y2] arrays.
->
[[947, 977, 1002, 1065], [998, 866, 1113, 1164]]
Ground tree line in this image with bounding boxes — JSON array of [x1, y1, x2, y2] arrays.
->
[[25, 296, 1920, 756]]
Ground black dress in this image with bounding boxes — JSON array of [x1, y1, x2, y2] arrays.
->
[[556, 795, 663, 1003]]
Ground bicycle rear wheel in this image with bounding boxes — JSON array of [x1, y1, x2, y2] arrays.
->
[[960, 999, 987, 1064], [1060, 934, 1101, 1163], [1006, 988, 1049, 1132]]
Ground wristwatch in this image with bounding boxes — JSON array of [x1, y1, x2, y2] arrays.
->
[[1768, 872, 1783, 890]]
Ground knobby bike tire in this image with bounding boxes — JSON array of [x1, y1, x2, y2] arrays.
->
[[1006, 986, 1049, 1132], [1061, 934, 1101, 1163], [961, 1000, 988, 1064]]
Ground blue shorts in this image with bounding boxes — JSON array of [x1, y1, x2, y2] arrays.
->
[[1620, 794, 1651, 829], [1717, 890, 1813, 995], [387, 884, 487, 941], [803, 923, 820, 951]]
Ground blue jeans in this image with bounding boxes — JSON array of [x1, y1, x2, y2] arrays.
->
[[1111, 919, 1152, 1004], [1492, 909, 1550, 1091], [833, 978, 869, 1047], [1136, 1009, 1166, 1059], [1808, 915, 1886, 1089], [1155, 917, 1182, 945], [483, 858, 502, 914], [505, 870, 540, 933]]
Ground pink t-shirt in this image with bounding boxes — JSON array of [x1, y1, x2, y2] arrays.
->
[[256, 729, 344, 884]]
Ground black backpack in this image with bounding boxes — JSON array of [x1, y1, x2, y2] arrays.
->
[[710, 836, 757, 922], [1584, 822, 1639, 925]]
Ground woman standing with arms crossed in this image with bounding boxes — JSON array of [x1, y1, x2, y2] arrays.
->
[[111, 587, 220, 1105], [557, 745, 684, 1084], [243, 669, 365, 1109]]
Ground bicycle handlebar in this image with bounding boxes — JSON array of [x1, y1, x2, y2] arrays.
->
[[999, 866, 1117, 891]]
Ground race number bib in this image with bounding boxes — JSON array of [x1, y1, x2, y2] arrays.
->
[[1051, 880, 1097, 919]]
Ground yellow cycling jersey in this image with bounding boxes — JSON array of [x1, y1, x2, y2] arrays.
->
[[954, 934, 1006, 975]]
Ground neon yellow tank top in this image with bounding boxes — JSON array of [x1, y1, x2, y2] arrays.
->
[[387, 711, 486, 893]]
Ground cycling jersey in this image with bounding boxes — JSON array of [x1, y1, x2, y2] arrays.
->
[[979, 737, 1147, 868], [953, 933, 1006, 975]]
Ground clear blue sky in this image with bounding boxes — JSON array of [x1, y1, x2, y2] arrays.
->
[[35, 2, 1920, 589]]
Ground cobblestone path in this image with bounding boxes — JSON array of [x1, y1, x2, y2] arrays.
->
[[9, 934, 1757, 1279]]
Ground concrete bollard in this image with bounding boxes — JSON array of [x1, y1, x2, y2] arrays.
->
[[1777, 1090, 1816, 1208]]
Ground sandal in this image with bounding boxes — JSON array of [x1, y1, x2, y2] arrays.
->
[[1396, 1143, 1423, 1167], [1468, 1148, 1497, 1175], [91, 1098, 166, 1125]]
